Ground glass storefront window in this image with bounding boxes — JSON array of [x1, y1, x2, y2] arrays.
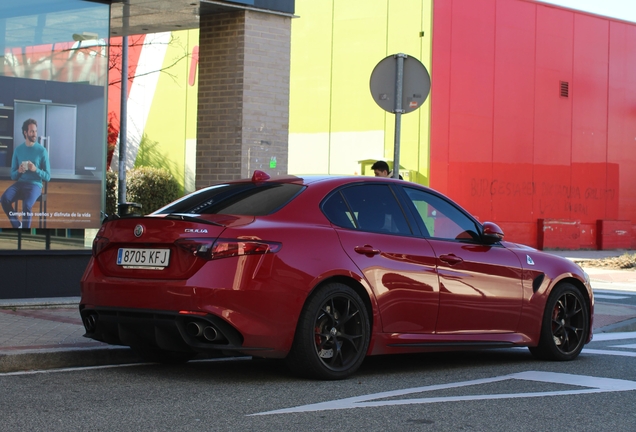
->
[[0, 0, 109, 250], [1, 0, 109, 85]]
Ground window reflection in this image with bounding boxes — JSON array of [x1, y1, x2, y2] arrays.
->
[[0, 0, 109, 250], [0, 0, 109, 86], [0, 228, 89, 250]]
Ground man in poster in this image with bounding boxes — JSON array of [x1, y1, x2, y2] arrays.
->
[[0, 118, 51, 229]]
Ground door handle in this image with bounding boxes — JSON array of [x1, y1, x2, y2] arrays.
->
[[439, 253, 463, 265], [354, 245, 381, 257]]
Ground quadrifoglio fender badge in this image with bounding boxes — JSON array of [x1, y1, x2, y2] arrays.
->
[[185, 228, 208, 233], [134, 225, 144, 237], [526, 255, 535, 265]]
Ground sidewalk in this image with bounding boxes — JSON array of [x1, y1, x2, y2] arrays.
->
[[0, 298, 141, 373], [1, 250, 635, 373]]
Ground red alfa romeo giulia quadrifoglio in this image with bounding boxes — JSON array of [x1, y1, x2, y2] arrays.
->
[[80, 171, 593, 380]]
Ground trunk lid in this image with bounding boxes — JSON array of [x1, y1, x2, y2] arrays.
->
[[92, 214, 254, 279]]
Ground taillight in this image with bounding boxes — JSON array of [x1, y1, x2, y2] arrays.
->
[[175, 238, 214, 259], [92, 236, 109, 257], [175, 238, 281, 260], [213, 239, 282, 259]]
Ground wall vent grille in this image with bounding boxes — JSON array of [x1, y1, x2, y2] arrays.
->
[[560, 81, 569, 98]]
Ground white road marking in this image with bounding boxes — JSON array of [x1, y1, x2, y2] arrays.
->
[[594, 294, 630, 300], [582, 331, 636, 357], [0, 363, 143, 377], [251, 371, 636, 416], [0, 356, 250, 377], [591, 331, 636, 342], [611, 344, 636, 349], [584, 349, 636, 357]]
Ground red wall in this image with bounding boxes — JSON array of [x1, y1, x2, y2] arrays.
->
[[431, 0, 636, 249]]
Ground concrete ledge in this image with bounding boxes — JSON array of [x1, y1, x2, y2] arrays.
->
[[595, 317, 636, 334], [0, 297, 80, 309], [0, 346, 140, 373]]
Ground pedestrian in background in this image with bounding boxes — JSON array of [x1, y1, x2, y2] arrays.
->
[[371, 160, 403, 179]]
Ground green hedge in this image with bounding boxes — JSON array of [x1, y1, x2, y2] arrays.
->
[[106, 167, 181, 216], [106, 170, 118, 216]]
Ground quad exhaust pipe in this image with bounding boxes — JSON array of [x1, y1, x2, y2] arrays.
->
[[185, 321, 221, 342], [185, 321, 204, 337], [203, 326, 219, 342], [83, 313, 98, 333]]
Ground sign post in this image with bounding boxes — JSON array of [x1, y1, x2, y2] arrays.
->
[[369, 54, 431, 178]]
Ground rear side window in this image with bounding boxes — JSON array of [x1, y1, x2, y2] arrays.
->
[[321, 192, 356, 228], [323, 184, 412, 235], [154, 183, 304, 216]]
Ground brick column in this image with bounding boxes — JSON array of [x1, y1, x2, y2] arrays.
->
[[196, 10, 291, 188]]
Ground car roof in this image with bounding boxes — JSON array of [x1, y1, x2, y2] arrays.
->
[[216, 173, 417, 188]]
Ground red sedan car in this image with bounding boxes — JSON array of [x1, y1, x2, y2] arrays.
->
[[80, 171, 593, 379]]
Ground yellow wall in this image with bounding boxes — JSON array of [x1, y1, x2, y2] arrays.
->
[[142, 29, 199, 192], [289, 0, 433, 183], [138, 3, 434, 187]]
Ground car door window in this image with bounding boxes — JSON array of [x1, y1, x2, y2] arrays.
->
[[403, 187, 480, 241], [323, 184, 412, 235]]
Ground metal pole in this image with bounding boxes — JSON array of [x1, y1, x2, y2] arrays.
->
[[117, 4, 129, 209], [393, 53, 406, 179]]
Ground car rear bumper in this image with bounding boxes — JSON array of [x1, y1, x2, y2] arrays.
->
[[80, 254, 307, 356], [79, 306, 284, 357]]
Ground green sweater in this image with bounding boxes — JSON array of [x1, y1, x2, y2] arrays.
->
[[11, 142, 51, 187]]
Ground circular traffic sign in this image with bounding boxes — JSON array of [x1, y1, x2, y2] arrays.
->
[[369, 54, 431, 114]]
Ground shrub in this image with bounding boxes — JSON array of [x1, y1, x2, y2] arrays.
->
[[106, 167, 181, 216], [106, 170, 118, 216]]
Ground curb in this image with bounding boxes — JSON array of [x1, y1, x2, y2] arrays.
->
[[0, 297, 80, 309], [0, 346, 141, 374]]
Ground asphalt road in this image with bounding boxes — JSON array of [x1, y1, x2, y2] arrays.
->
[[2, 328, 636, 432]]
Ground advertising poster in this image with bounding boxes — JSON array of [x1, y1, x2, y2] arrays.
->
[[0, 76, 105, 229]]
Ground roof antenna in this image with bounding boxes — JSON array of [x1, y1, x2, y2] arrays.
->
[[251, 170, 270, 182]]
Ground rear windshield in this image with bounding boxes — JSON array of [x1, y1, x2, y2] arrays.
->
[[153, 183, 304, 216]]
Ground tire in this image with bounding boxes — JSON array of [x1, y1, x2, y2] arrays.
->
[[529, 282, 589, 361], [131, 346, 196, 364], [286, 283, 370, 380]]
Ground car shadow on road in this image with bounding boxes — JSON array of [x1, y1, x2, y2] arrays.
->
[[108, 348, 544, 383], [356, 349, 538, 378]]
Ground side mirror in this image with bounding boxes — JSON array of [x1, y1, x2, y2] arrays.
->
[[482, 221, 504, 243]]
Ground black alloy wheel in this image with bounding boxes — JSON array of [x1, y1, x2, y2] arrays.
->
[[529, 282, 589, 361], [286, 283, 370, 380]]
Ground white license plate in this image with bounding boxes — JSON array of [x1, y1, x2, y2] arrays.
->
[[117, 248, 170, 269]]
